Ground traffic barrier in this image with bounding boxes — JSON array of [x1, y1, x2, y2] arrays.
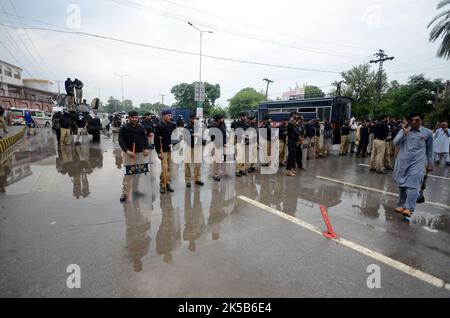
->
[[0, 127, 26, 153], [319, 204, 338, 239]]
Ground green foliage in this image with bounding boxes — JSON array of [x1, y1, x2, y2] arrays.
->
[[227, 87, 266, 119], [209, 105, 228, 118], [138, 102, 166, 115], [170, 82, 221, 115], [428, 0, 450, 59], [340, 63, 387, 118], [304, 85, 325, 98], [104, 97, 136, 114], [428, 97, 450, 124]]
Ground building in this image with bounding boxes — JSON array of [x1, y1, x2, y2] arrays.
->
[[0, 60, 56, 112]]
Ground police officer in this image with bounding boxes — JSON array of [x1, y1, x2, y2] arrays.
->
[[285, 112, 300, 176], [118, 110, 150, 202], [234, 112, 250, 177], [184, 114, 204, 188], [155, 110, 176, 193]]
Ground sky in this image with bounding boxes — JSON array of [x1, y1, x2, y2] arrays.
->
[[0, 0, 449, 107]]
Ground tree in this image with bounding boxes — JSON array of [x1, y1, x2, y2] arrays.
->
[[228, 87, 266, 118], [340, 64, 385, 118], [209, 105, 228, 119], [304, 85, 325, 98], [104, 96, 136, 113], [428, 0, 450, 59], [429, 97, 450, 124], [170, 82, 221, 115]]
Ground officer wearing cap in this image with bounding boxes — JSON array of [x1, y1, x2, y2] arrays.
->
[[184, 114, 204, 187], [209, 114, 227, 181], [234, 112, 250, 177], [155, 110, 176, 193], [119, 110, 150, 202]]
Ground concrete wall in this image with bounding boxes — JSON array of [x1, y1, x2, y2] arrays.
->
[[0, 97, 53, 112]]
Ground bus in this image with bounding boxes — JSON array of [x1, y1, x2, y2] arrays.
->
[[257, 95, 352, 125]]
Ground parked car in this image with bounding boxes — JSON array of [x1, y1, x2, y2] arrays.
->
[[10, 108, 27, 125]]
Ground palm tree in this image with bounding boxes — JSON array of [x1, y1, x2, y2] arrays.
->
[[428, 0, 450, 59]]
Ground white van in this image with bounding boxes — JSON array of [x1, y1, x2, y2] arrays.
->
[[10, 108, 27, 125], [29, 109, 52, 127]]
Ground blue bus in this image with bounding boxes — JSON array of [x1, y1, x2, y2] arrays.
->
[[257, 95, 352, 124]]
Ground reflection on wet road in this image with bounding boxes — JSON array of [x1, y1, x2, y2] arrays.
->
[[0, 129, 449, 297]]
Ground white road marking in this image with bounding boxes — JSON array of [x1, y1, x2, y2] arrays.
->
[[237, 195, 449, 290], [316, 176, 450, 210], [359, 164, 450, 181]]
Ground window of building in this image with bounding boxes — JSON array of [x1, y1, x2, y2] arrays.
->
[[4, 67, 12, 77], [14, 70, 21, 79]]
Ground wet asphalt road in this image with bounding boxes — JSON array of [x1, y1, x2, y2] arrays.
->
[[0, 128, 449, 297]]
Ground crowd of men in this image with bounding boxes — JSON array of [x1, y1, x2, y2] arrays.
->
[[116, 109, 448, 218]]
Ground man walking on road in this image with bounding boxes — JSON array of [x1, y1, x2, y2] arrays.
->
[[119, 110, 150, 202], [393, 112, 434, 217], [155, 110, 176, 194]]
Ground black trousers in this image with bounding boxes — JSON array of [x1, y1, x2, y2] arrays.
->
[[286, 142, 297, 170], [357, 137, 369, 157], [56, 128, 61, 143], [296, 144, 303, 168]]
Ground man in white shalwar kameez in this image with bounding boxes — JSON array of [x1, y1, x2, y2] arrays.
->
[[433, 122, 450, 166]]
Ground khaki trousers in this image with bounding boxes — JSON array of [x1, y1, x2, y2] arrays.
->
[[122, 152, 145, 195], [340, 135, 349, 155], [60, 128, 70, 145], [279, 140, 287, 163], [370, 140, 386, 172], [184, 148, 201, 182], [160, 152, 172, 186]]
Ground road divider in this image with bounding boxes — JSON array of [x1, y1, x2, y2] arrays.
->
[[0, 127, 26, 153], [237, 195, 449, 290]]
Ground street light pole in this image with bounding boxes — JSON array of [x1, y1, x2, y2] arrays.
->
[[188, 22, 213, 112], [114, 73, 129, 102]]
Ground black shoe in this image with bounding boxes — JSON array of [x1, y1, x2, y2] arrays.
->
[[279, 163, 285, 167], [436, 161, 440, 165], [186, 182, 191, 188], [447, 162, 450, 166], [249, 167, 256, 172], [160, 186, 166, 194], [213, 176, 221, 181], [166, 184, 175, 192], [385, 167, 394, 171], [235, 172, 242, 177], [377, 170, 388, 174], [195, 181, 204, 186], [120, 194, 127, 202], [4, 131, 8, 133], [239, 170, 247, 176]]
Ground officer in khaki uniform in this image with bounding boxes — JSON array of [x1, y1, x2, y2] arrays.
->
[[184, 114, 204, 188], [155, 110, 176, 193]]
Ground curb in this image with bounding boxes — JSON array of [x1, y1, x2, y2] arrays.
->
[[0, 127, 26, 153]]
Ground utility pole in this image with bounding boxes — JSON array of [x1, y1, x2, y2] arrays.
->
[[370, 49, 394, 105], [188, 22, 213, 113], [114, 73, 129, 102], [160, 94, 166, 106], [55, 80, 62, 94], [263, 78, 274, 100]]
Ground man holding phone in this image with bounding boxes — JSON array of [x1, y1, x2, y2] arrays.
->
[[393, 112, 434, 217]]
